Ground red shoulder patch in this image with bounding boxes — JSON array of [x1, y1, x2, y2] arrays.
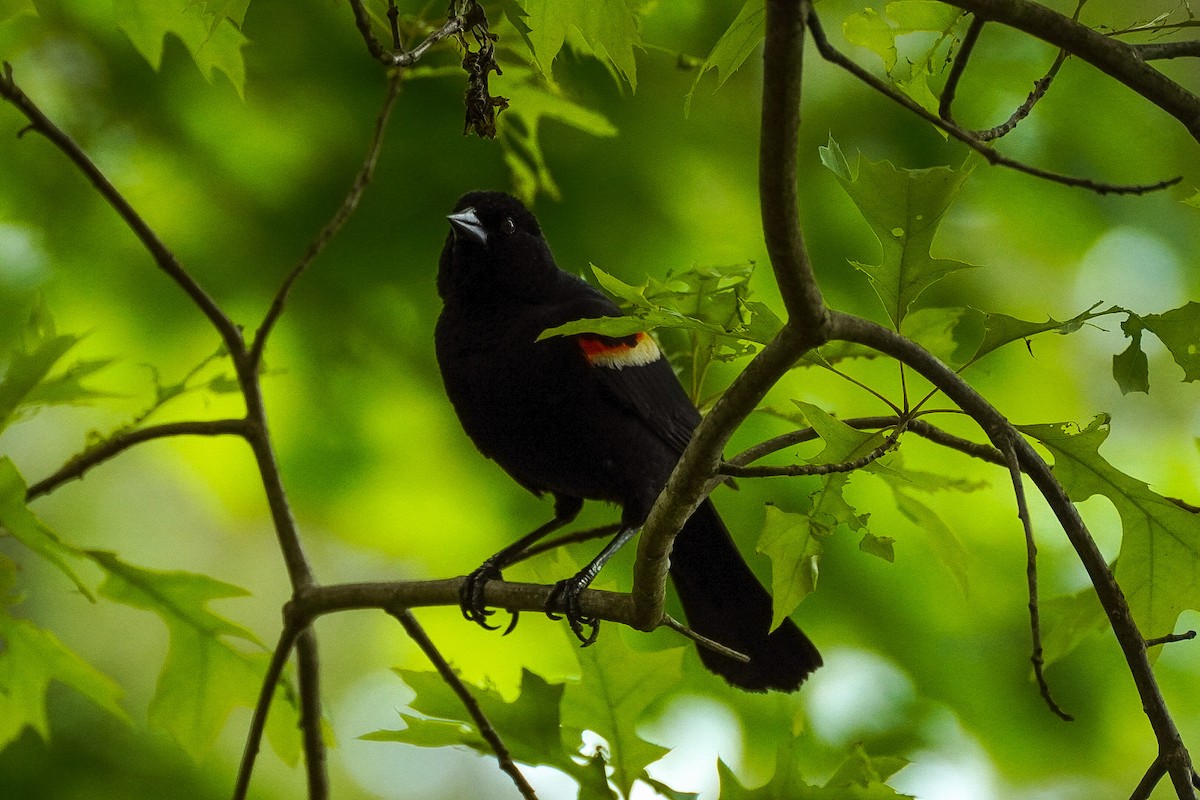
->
[[578, 331, 662, 369]]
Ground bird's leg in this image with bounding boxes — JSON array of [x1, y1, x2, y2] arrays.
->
[[546, 524, 639, 645], [461, 495, 582, 633]]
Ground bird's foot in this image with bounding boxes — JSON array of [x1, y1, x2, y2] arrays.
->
[[545, 577, 600, 646], [459, 562, 519, 635]]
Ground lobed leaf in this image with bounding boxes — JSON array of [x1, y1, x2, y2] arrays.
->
[[518, 0, 641, 89], [820, 137, 976, 328], [114, 0, 248, 95], [563, 633, 683, 796], [0, 611, 128, 749], [1020, 416, 1200, 646], [88, 551, 299, 759], [684, 0, 765, 115], [0, 458, 94, 599]]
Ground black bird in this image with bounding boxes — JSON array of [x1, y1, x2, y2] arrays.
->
[[434, 190, 821, 692]]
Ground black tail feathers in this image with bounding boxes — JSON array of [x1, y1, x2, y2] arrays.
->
[[668, 499, 822, 692]]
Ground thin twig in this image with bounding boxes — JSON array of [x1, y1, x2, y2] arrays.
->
[[1146, 630, 1197, 648], [1130, 755, 1167, 800], [972, 0, 1085, 142], [999, 431, 1073, 721], [232, 622, 302, 800], [0, 63, 244, 352], [296, 629, 328, 800], [719, 420, 903, 478], [1135, 41, 1200, 60], [26, 419, 250, 501], [387, 0, 403, 50], [939, 15, 986, 122], [389, 608, 539, 800], [250, 72, 404, 368], [347, 0, 465, 67], [805, 12, 1181, 196], [662, 615, 750, 663]]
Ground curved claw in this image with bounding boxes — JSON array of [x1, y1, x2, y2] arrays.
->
[[546, 579, 601, 646], [459, 564, 505, 631]]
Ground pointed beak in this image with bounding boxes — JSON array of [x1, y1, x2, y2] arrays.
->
[[447, 207, 487, 245]]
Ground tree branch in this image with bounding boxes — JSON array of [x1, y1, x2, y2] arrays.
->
[[939, 15, 987, 122], [806, 12, 1180, 196], [25, 419, 250, 502], [295, 629, 328, 800], [999, 432, 1073, 721], [233, 621, 302, 800], [389, 608, 538, 800], [719, 420, 902, 478], [947, 0, 1200, 141], [826, 309, 1196, 796], [250, 72, 404, 369], [0, 63, 245, 354]]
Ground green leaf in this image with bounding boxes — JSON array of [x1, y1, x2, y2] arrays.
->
[[87, 551, 299, 759], [0, 458, 94, 600], [518, 0, 641, 89], [825, 743, 910, 790], [495, 69, 617, 203], [889, 487, 970, 595], [758, 504, 824, 628], [960, 302, 1114, 364], [1141, 301, 1200, 382], [843, 1, 963, 114], [0, 0, 35, 23], [1112, 318, 1149, 395], [859, 532, 896, 562], [0, 611, 129, 749], [641, 773, 699, 800], [820, 137, 976, 328], [114, 0, 249, 95], [684, 0, 765, 115], [1040, 587, 1107, 667], [1020, 417, 1200, 644], [563, 632, 683, 796]]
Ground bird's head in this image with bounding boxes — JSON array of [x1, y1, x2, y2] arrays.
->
[[438, 191, 558, 302]]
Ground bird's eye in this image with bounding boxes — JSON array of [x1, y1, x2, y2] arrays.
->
[[501, 217, 516, 235]]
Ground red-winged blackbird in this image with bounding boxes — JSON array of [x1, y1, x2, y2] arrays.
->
[[435, 190, 821, 692]]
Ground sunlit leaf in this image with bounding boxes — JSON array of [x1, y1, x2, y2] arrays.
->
[[959, 302, 1114, 364], [685, 0, 765, 115], [0, 611, 128, 749], [518, 0, 641, 89], [859, 532, 896, 562], [820, 137, 976, 328], [758, 504, 824, 627], [843, 1, 963, 114], [0, 458, 93, 600], [114, 0, 248, 95], [1112, 319, 1149, 395], [1140, 301, 1200, 382], [1040, 586, 1107, 667], [1020, 416, 1200, 645], [563, 632, 682, 796], [495, 69, 617, 203]]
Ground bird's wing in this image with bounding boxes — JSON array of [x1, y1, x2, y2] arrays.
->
[[548, 283, 701, 455]]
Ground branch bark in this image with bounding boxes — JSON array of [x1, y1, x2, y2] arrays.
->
[[947, 0, 1200, 141]]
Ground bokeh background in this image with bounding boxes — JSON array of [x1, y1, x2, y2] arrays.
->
[[2, 0, 1199, 798]]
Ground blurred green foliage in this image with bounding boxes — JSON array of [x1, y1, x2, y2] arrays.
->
[[2, 0, 1200, 799]]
